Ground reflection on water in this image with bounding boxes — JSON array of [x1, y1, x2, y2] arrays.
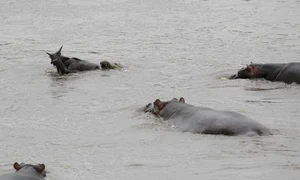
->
[[46, 71, 81, 99], [245, 87, 287, 91], [245, 100, 279, 104]]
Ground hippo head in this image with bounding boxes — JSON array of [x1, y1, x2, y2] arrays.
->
[[14, 162, 46, 177], [100, 61, 114, 70], [153, 97, 185, 116], [237, 63, 265, 79], [100, 61, 123, 70], [46, 46, 63, 64]]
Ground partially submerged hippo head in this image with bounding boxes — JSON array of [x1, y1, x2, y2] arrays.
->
[[46, 46, 63, 64], [152, 97, 185, 116], [141, 98, 184, 117], [236, 63, 265, 79], [14, 162, 46, 177], [100, 61, 123, 70]]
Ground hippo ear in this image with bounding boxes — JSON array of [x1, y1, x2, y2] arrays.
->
[[172, 98, 178, 101], [247, 64, 255, 74], [179, 97, 185, 103], [154, 99, 164, 110], [37, 164, 45, 173], [13, 162, 21, 171]]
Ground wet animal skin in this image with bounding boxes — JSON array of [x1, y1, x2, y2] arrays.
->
[[143, 97, 272, 136]]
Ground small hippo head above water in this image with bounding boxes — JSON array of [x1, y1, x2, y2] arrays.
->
[[153, 97, 185, 116], [141, 97, 185, 115], [14, 162, 46, 177], [100, 61, 114, 70], [100, 60, 123, 70], [236, 63, 266, 79], [46, 46, 63, 64]]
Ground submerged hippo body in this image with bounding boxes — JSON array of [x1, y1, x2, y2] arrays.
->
[[46, 46, 122, 74], [147, 98, 271, 136], [230, 63, 300, 84], [0, 162, 46, 180]]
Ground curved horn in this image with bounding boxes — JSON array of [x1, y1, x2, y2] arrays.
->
[[58, 46, 63, 53]]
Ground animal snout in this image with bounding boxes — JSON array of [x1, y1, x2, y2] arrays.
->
[[143, 103, 154, 113]]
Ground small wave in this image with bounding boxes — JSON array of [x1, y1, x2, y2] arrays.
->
[[245, 100, 279, 104], [245, 87, 287, 91]]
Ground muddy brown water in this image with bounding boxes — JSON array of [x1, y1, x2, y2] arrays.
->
[[0, 0, 300, 179]]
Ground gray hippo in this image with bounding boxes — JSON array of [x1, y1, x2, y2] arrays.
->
[[230, 62, 300, 84], [46, 46, 122, 74], [144, 97, 271, 136], [0, 162, 46, 180]]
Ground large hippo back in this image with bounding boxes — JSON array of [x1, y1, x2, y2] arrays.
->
[[274, 63, 300, 84], [0, 173, 42, 180], [160, 101, 271, 136]]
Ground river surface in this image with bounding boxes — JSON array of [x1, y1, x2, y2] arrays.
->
[[0, 0, 300, 179]]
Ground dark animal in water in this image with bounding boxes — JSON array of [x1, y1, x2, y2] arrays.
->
[[46, 46, 122, 74], [230, 62, 300, 84], [143, 97, 272, 136]]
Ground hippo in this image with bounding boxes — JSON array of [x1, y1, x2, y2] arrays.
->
[[230, 62, 300, 84], [143, 97, 271, 136], [0, 162, 46, 180], [46, 46, 122, 74], [100, 60, 123, 70]]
